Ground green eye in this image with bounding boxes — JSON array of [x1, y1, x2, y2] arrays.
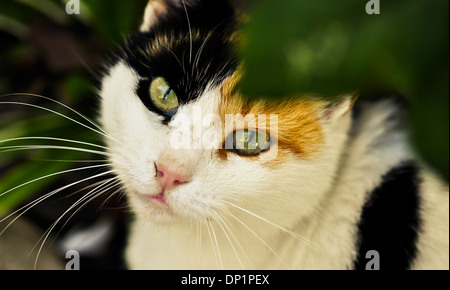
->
[[228, 129, 271, 156], [149, 77, 179, 115]]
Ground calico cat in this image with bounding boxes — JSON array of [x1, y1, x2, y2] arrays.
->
[[99, 0, 449, 269]]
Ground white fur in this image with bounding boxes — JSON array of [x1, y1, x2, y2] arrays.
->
[[412, 170, 449, 269]]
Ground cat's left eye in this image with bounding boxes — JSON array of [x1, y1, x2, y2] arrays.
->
[[228, 129, 271, 156], [149, 77, 179, 116]]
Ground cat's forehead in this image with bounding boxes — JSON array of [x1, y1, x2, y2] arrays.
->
[[117, 25, 238, 117]]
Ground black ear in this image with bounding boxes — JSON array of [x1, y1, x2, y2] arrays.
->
[[140, 0, 236, 32]]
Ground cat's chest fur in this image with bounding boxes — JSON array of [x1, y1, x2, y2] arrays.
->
[[125, 209, 356, 270]]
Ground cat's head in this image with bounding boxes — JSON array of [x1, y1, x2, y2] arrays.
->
[[100, 0, 355, 225]]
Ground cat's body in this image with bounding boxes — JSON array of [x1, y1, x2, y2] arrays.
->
[[99, 0, 449, 269]]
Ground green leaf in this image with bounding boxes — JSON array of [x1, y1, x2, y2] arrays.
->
[[240, 0, 449, 179], [80, 0, 148, 45]]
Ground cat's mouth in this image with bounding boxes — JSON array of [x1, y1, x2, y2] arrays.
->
[[128, 182, 206, 221], [134, 190, 171, 212], [150, 192, 168, 206]]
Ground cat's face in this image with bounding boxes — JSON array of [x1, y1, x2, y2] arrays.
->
[[100, 0, 354, 226]]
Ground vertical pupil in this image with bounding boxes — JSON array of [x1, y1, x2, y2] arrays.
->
[[162, 88, 172, 100]]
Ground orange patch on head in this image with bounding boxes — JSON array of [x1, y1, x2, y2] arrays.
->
[[218, 72, 325, 164]]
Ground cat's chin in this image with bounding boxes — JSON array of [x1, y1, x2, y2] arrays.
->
[[127, 191, 179, 223], [128, 189, 207, 224]]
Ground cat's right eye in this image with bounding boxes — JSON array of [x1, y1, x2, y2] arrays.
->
[[149, 77, 179, 116], [228, 129, 271, 156]]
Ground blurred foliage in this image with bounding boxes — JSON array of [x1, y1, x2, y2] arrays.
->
[[240, 0, 449, 180], [0, 0, 147, 216]]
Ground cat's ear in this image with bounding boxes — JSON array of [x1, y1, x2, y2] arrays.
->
[[140, 0, 173, 32], [140, 0, 235, 32], [318, 95, 358, 121]]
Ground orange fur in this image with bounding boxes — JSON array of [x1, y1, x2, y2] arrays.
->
[[218, 72, 326, 164]]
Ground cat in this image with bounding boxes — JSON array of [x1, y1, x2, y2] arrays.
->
[[99, 0, 449, 269]]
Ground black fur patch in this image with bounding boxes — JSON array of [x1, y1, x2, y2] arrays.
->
[[352, 91, 410, 121], [353, 161, 422, 270], [145, 0, 237, 34], [115, 0, 238, 123]]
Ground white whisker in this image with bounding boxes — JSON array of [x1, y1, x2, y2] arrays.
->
[[59, 179, 122, 233], [196, 220, 201, 261], [0, 163, 110, 198], [181, 0, 193, 64], [161, 44, 185, 75], [0, 145, 110, 156], [219, 214, 254, 270], [213, 212, 244, 269], [224, 200, 322, 252], [44, 178, 122, 247], [208, 217, 223, 270], [31, 159, 108, 163], [0, 99, 123, 146], [64, 178, 116, 199], [205, 218, 219, 269], [229, 212, 290, 270], [32, 177, 121, 269], [97, 185, 124, 211], [0, 100, 106, 138], [0, 170, 116, 235], [1, 93, 105, 137], [0, 136, 108, 150]]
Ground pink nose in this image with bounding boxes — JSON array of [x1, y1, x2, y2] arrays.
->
[[155, 164, 188, 191]]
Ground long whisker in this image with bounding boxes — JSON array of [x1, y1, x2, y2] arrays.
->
[[77, 180, 122, 215], [0, 145, 110, 156], [0, 170, 116, 235], [104, 187, 129, 210], [193, 30, 211, 74], [213, 212, 244, 269], [43, 178, 122, 247], [0, 101, 106, 138], [0, 100, 123, 146], [0, 137, 108, 150], [192, 20, 227, 79], [161, 44, 185, 75], [0, 163, 110, 198], [97, 184, 124, 212], [229, 212, 290, 269], [205, 218, 219, 269], [56, 179, 122, 236], [224, 200, 322, 252], [181, 0, 193, 65], [31, 159, 108, 163], [219, 214, 254, 270], [1, 93, 105, 137], [64, 177, 116, 199], [196, 220, 201, 262], [208, 217, 223, 270], [32, 178, 121, 269], [67, 47, 101, 80]]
